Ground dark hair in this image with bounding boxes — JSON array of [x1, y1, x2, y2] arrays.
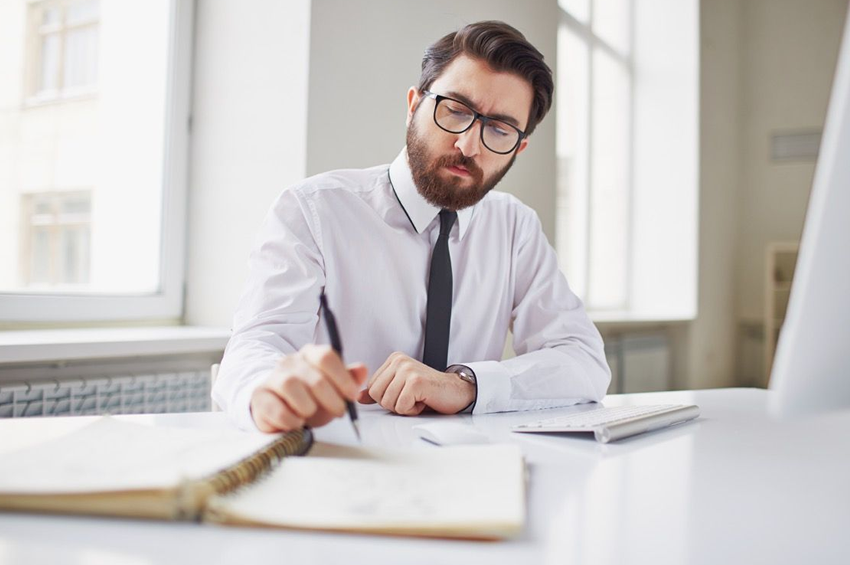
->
[[417, 21, 554, 136]]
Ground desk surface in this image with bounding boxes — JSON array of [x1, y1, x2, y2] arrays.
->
[[1, 388, 848, 565]]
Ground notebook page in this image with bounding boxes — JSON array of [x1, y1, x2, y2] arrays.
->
[[205, 443, 525, 536], [0, 417, 277, 494]]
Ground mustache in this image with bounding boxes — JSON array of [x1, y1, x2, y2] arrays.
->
[[433, 153, 484, 180]]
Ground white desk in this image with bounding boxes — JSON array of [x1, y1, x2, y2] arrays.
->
[[1, 388, 848, 565]]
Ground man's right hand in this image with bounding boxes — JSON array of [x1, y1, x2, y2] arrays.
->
[[250, 344, 368, 433]]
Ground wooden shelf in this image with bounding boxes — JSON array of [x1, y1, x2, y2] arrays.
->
[[764, 242, 799, 386]]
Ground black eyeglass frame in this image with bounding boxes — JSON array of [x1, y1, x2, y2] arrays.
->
[[421, 90, 528, 155]]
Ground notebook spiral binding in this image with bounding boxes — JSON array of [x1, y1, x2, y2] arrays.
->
[[180, 428, 315, 521]]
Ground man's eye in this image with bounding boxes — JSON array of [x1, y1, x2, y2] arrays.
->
[[488, 123, 512, 137], [445, 104, 471, 117]]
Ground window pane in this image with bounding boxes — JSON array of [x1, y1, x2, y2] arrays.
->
[[67, 0, 99, 25], [42, 7, 61, 26], [1, 1, 172, 296], [593, 0, 631, 56], [40, 33, 60, 92], [64, 25, 98, 88], [61, 193, 91, 215], [556, 24, 590, 300], [59, 225, 90, 284], [30, 227, 52, 284], [559, 0, 590, 24], [588, 50, 630, 310]]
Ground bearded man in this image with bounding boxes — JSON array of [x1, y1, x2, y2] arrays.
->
[[214, 21, 611, 433]]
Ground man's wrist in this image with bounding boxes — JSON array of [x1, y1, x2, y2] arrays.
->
[[446, 364, 477, 413]]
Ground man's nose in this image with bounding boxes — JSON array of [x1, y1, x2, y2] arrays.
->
[[454, 121, 482, 158]]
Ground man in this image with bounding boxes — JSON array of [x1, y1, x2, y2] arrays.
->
[[214, 21, 611, 433]]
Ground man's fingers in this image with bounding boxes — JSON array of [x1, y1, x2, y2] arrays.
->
[[381, 372, 406, 413], [357, 389, 376, 404], [302, 344, 359, 399], [252, 388, 305, 432], [395, 377, 427, 416], [278, 376, 317, 419], [347, 363, 369, 385], [367, 366, 396, 405], [366, 355, 394, 388], [308, 376, 346, 417]]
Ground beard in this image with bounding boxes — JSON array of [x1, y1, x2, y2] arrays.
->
[[406, 117, 516, 211]]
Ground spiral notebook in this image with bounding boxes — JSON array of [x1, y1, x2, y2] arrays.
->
[[0, 417, 524, 540]]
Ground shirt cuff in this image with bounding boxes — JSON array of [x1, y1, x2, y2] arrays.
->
[[229, 381, 264, 433], [463, 360, 512, 414]]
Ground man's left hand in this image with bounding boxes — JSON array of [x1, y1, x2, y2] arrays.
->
[[357, 352, 475, 415]]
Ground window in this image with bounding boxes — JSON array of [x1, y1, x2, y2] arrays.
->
[[28, 0, 100, 100], [557, 0, 633, 312], [0, 0, 194, 322], [556, 0, 698, 321], [22, 190, 92, 287]]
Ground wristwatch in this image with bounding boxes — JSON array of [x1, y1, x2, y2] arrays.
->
[[446, 364, 477, 386], [446, 364, 477, 413]]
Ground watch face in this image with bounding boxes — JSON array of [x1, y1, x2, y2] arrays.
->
[[458, 371, 476, 385]]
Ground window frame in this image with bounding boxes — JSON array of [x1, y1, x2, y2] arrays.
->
[[557, 2, 636, 314], [0, 0, 193, 323]]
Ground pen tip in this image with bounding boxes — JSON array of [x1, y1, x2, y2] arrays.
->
[[353, 421, 362, 443]]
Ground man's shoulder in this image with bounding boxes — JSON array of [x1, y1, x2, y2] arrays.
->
[[477, 190, 538, 220], [290, 164, 389, 198]]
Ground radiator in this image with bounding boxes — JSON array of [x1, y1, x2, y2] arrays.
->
[[604, 332, 671, 394], [0, 371, 211, 418]]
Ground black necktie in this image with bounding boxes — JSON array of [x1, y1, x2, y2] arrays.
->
[[423, 209, 458, 371]]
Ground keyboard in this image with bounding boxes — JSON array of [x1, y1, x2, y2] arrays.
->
[[512, 404, 700, 443]]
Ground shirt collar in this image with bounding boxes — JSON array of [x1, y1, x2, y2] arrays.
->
[[388, 148, 474, 241]]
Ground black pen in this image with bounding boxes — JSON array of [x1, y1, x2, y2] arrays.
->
[[319, 293, 361, 442]]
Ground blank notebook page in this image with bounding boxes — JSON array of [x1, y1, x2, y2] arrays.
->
[[205, 442, 526, 537]]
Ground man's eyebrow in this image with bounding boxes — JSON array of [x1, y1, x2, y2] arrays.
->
[[445, 90, 523, 129]]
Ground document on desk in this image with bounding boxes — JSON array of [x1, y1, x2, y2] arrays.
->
[[0, 417, 525, 540]]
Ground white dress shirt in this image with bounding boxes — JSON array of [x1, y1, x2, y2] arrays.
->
[[214, 149, 611, 431]]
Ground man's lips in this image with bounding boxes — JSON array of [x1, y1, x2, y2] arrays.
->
[[446, 164, 471, 177]]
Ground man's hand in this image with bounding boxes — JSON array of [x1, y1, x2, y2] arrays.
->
[[357, 352, 475, 415], [250, 344, 368, 433]]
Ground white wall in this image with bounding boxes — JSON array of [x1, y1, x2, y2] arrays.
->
[[306, 0, 559, 240], [686, 0, 847, 389], [679, 0, 743, 390], [184, 0, 312, 327], [736, 0, 847, 323]]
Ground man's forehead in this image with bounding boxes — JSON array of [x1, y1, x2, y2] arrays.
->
[[428, 55, 533, 129]]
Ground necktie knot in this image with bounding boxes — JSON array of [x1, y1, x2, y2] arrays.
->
[[439, 209, 458, 237]]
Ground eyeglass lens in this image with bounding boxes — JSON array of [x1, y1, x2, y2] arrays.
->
[[434, 98, 520, 154]]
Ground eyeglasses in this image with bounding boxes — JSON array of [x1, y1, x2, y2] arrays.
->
[[421, 90, 527, 155]]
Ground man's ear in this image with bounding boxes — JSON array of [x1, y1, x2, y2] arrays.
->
[[406, 87, 420, 127], [515, 137, 530, 157]]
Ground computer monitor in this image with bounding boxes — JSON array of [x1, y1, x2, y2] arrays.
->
[[769, 10, 850, 417]]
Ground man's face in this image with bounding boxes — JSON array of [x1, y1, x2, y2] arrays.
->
[[405, 55, 534, 211]]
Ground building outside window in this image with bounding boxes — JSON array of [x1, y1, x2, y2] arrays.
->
[[0, 0, 192, 322], [28, 0, 100, 101], [21, 190, 92, 287]]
